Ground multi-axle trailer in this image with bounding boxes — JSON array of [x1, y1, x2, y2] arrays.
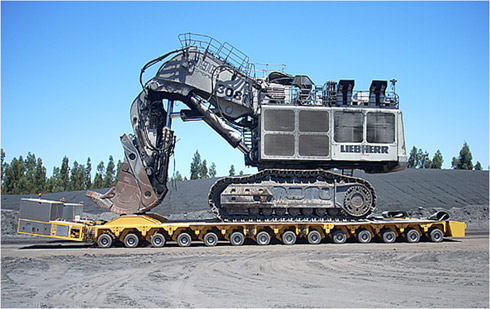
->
[[17, 198, 466, 248]]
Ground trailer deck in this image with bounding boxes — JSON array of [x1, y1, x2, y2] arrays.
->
[[17, 198, 466, 248]]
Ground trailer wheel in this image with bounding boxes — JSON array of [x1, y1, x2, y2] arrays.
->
[[230, 232, 245, 246], [332, 230, 347, 244], [151, 233, 166, 247], [256, 231, 271, 245], [124, 233, 139, 248], [204, 232, 218, 247], [429, 228, 444, 242], [97, 233, 113, 248], [177, 232, 192, 247], [307, 230, 322, 244], [382, 229, 396, 243], [357, 229, 372, 243], [282, 231, 297, 245], [406, 229, 421, 243]]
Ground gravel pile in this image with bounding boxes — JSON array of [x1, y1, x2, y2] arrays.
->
[[2, 169, 488, 234]]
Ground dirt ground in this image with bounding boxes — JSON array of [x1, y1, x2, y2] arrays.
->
[[1, 234, 488, 308]]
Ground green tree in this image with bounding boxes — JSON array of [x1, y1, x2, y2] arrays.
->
[[475, 161, 482, 170], [190, 150, 201, 180], [209, 162, 217, 178], [33, 158, 46, 193], [407, 146, 419, 168], [200, 159, 209, 179], [1, 148, 6, 183], [104, 156, 116, 187], [24, 152, 37, 193], [171, 171, 184, 181], [46, 166, 64, 193], [229, 164, 235, 176], [93, 161, 105, 189], [418, 149, 432, 168], [239, 170, 244, 175], [416, 149, 425, 168], [85, 157, 92, 190], [453, 142, 473, 170], [1, 148, 9, 190], [70, 161, 86, 191], [3, 156, 26, 194], [431, 150, 443, 169], [115, 160, 122, 184], [59, 156, 70, 191], [451, 156, 459, 169]]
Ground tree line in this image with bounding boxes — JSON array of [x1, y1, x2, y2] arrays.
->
[[1, 149, 120, 195], [2, 142, 484, 195], [408, 142, 482, 170], [171, 150, 243, 181]]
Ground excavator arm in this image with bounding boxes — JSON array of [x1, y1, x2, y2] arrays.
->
[[87, 35, 257, 214]]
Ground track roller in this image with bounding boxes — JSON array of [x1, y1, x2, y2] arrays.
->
[[261, 208, 272, 216], [301, 208, 313, 216]]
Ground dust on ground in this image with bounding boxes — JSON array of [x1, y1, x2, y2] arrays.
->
[[1, 235, 488, 308]]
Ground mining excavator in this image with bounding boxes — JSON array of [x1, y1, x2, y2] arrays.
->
[[17, 35, 466, 247], [87, 33, 408, 221]]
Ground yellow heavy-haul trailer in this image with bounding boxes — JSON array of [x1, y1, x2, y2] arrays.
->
[[17, 198, 466, 248]]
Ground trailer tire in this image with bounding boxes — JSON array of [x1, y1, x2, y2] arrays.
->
[[406, 229, 421, 243], [382, 229, 396, 243], [230, 232, 245, 246], [177, 232, 192, 247], [307, 230, 322, 244], [429, 228, 444, 242], [97, 233, 113, 248], [151, 233, 166, 247], [204, 232, 219, 247], [357, 229, 372, 243], [256, 231, 271, 245], [332, 229, 347, 244], [124, 233, 139, 248], [282, 231, 297, 245]]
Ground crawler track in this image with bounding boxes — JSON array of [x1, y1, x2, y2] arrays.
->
[[208, 169, 377, 222]]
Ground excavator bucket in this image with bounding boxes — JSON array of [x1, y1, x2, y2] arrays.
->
[[86, 134, 164, 214], [86, 166, 147, 214]]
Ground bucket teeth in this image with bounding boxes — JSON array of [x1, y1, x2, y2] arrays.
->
[[86, 188, 138, 214], [86, 189, 114, 211]]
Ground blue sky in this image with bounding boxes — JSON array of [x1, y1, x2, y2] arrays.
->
[[2, 1, 489, 179]]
